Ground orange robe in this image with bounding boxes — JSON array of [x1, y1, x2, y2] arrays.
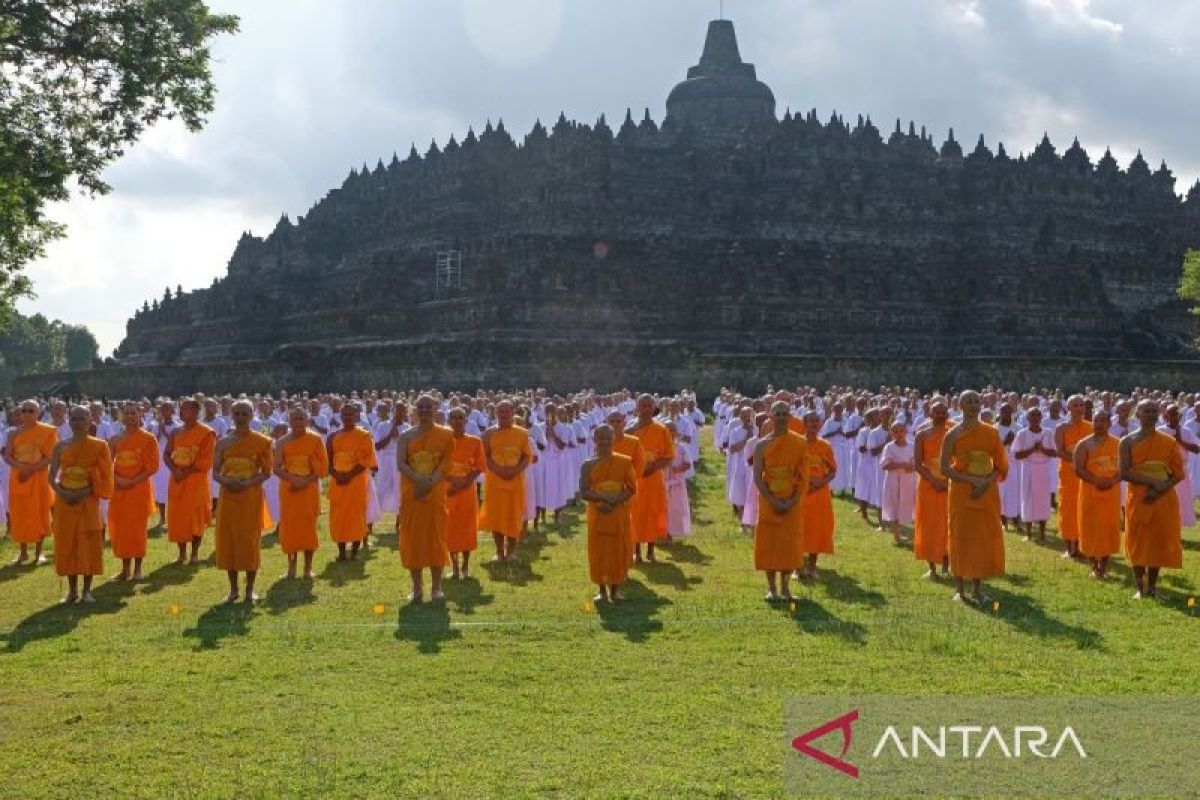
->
[[801, 437, 836, 555], [1056, 420, 1091, 543], [914, 425, 949, 563], [1125, 431, 1184, 568], [479, 426, 532, 538], [52, 436, 114, 576], [277, 432, 329, 555], [613, 434, 645, 545], [947, 423, 1008, 580], [1077, 435, 1120, 558], [214, 432, 273, 571], [327, 427, 378, 543], [107, 429, 159, 559], [399, 425, 454, 569], [586, 453, 637, 585], [446, 434, 485, 553], [166, 423, 215, 543], [8, 422, 57, 543], [629, 421, 674, 544], [754, 432, 809, 571]]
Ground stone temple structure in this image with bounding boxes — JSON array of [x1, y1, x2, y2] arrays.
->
[[32, 19, 1200, 396]]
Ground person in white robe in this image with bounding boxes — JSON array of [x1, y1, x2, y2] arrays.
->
[[666, 424, 692, 540], [724, 407, 754, 516], [150, 401, 179, 527], [879, 421, 915, 543], [853, 409, 879, 523], [1012, 408, 1054, 542], [996, 404, 1022, 528], [1159, 406, 1198, 528], [371, 401, 403, 516]]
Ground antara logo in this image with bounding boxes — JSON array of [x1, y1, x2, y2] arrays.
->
[[792, 711, 1089, 778], [791, 710, 861, 779]]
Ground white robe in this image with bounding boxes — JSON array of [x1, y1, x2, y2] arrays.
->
[[865, 427, 889, 508], [997, 423, 1022, 518], [725, 423, 752, 507], [880, 441, 916, 524], [1159, 425, 1197, 527], [372, 419, 403, 514], [667, 446, 691, 538], [1013, 428, 1053, 522], [150, 420, 180, 505]]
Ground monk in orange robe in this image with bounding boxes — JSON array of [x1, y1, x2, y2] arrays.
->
[[912, 398, 950, 578], [165, 398, 216, 565], [580, 424, 637, 602], [1120, 400, 1184, 599], [481, 399, 533, 562], [49, 405, 114, 603], [445, 406, 484, 578], [940, 390, 1008, 604], [326, 402, 378, 561], [607, 410, 645, 549], [213, 400, 273, 603], [5, 399, 57, 565], [108, 402, 159, 580], [753, 401, 809, 601], [799, 411, 836, 582], [625, 394, 675, 564], [398, 395, 454, 603], [274, 406, 328, 579], [1054, 394, 1091, 559], [1074, 411, 1121, 579]]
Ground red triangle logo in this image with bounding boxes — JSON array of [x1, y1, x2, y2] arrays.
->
[[791, 709, 860, 779]]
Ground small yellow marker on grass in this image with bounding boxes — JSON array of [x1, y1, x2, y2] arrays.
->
[[372, 603, 386, 615], [582, 601, 594, 614], [168, 604, 181, 616], [790, 602, 797, 614], [1188, 597, 1196, 615], [992, 601, 1000, 615]]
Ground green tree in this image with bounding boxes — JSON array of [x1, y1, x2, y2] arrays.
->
[[0, 0, 239, 316], [63, 324, 98, 369], [1179, 249, 1200, 315], [0, 311, 99, 392]]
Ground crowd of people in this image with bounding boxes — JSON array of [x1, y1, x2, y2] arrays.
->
[[715, 386, 1193, 602], [0, 390, 701, 604], [1, 384, 1193, 609]]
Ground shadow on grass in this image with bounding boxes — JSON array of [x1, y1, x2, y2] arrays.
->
[[971, 585, 1104, 649], [819, 570, 886, 608], [1105, 560, 1199, 617], [260, 530, 279, 550], [264, 576, 316, 615], [777, 597, 868, 645], [550, 506, 584, 539], [2, 579, 133, 653], [660, 541, 714, 566], [595, 578, 670, 643], [133, 559, 201, 596], [318, 553, 371, 588], [483, 529, 549, 587], [997, 572, 1033, 588], [394, 601, 461, 654], [0, 561, 33, 585], [373, 531, 399, 550], [442, 575, 494, 615], [183, 600, 259, 650], [634, 559, 702, 591]]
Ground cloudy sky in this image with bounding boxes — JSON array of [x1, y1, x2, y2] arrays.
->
[[23, 0, 1200, 354]]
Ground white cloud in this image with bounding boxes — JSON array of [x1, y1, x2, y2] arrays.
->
[[1026, 0, 1123, 35]]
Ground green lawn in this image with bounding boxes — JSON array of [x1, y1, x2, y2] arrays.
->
[[1, 433, 1199, 798]]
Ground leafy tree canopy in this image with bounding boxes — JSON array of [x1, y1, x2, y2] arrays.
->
[[0, 0, 238, 315]]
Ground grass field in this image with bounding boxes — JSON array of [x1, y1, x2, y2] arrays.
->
[[1, 431, 1199, 798]]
